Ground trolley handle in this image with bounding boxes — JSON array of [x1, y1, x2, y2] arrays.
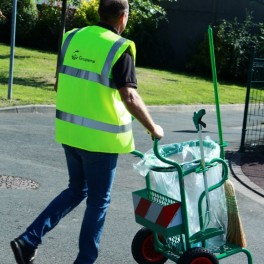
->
[[131, 149, 144, 159], [153, 138, 182, 171], [132, 138, 183, 169]]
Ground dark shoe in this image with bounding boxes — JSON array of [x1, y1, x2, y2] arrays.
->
[[10, 238, 37, 264]]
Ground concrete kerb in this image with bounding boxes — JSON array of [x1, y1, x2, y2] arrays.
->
[[229, 152, 264, 198], [228, 170, 264, 206], [0, 104, 245, 113], [147, 104, 245, 112], [0, 104, 56, 113]]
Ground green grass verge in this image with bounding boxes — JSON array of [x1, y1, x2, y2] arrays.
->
[[0, 43, 246, 107]]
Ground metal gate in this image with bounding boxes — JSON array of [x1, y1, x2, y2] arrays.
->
[[240, 50, 264, 152]]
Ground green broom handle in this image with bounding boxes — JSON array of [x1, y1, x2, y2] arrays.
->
[[208, 26, 225, 159]]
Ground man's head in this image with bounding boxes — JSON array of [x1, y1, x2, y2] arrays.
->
[[98, 0, 129, 34]]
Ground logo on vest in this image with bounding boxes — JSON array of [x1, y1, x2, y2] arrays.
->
[[72, 50, 95, 64], [72, 50, 79, 60]]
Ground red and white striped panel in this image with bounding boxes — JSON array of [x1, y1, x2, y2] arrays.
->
[[133, 194, 182, 228]]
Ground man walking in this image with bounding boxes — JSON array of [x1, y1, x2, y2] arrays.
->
[[10, 0, 164, 263]]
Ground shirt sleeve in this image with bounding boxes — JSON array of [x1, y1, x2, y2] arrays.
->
[[112, 52, 137, 89]]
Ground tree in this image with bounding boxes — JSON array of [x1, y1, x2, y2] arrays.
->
[[0, 0, 38, 45]]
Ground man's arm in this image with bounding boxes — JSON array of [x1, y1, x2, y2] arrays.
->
[[119, 87, 164, 139]]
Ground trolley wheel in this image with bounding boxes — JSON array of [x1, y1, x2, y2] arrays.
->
[[178, 247, 218, 264], [131, 227, 168, 264]]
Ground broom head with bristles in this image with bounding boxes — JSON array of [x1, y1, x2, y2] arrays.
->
[[224, 179, 247, 247]]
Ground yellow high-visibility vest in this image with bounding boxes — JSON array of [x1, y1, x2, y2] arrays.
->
[[55, 26, 136, 153]]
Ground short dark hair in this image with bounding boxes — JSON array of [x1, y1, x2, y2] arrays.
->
[[98, 0, 129, 22]]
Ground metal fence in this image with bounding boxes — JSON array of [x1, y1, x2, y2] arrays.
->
[[240, 51, 264, 152]]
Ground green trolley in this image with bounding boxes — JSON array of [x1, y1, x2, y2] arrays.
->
[[131, 110, 253, 264]]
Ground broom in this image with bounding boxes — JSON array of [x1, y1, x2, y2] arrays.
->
[[208, 25, 247, 247], [224, 179, 247, 247]]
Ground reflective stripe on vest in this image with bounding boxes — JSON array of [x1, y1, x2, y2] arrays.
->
[[59, 28, 81, 67], [60, 34, 127, 88], [101, 37, 127, 76], [59, 65, 116, 88], [56, 109, 132, 134]]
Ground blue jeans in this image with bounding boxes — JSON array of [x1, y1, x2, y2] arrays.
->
[[21, 144, 118, 264]]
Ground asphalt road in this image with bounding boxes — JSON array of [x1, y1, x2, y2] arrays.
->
[[0, 106, 263, 264]]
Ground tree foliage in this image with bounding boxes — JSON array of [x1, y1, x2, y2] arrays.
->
[[0, 0, 177, 63], [187, 11, 264, 82], [0, 0, 38, 44], [123, 0, 176, 67], [214, 12, 260, 80], [70, 0, 99, 28]]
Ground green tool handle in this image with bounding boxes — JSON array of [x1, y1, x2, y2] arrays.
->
[[208, 26, 225, 159], [193, 109, 206, 131]]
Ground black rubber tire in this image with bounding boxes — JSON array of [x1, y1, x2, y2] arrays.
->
[[178, 247, 219, 264], [131, 227, 168, 264]]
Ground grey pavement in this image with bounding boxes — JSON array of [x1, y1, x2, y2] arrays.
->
[[0, 105, 263, 264]]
